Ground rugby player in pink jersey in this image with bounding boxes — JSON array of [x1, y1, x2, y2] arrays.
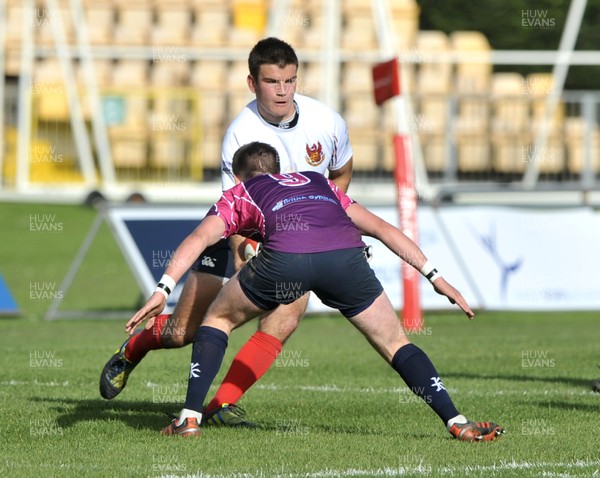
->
[[126, 142, 505, 442]]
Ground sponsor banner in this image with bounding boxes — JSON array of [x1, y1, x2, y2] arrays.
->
[[105, 204, 600, 313], [438, 206, 600, 310]]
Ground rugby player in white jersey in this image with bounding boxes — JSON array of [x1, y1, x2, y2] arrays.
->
[[100, 38, 354, 427]]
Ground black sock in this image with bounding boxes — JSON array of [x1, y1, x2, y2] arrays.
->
[[391, 343, 460, 424], [183, 326, 229, 413]]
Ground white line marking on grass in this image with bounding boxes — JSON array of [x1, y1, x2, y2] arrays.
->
[[0, 379, 69, 387], [437, 459, 600, 476], [149, 459, 600, 478], [252, 383, 597, 398], [145, 380, 598, 398]]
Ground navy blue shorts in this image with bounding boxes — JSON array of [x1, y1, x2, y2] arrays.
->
[[190, 238, 236, 280], [238, 247, 384, 318]]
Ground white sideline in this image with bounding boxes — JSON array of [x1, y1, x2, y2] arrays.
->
[[147, 459, 600, 478]]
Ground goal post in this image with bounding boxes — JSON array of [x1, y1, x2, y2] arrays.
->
[[372, 58, 423, 331]]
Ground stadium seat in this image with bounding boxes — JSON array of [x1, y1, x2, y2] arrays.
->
[[152, 3, 192, 47], [417, 96, 448, 135], [107, 87, 149, 169], [526, 73, 564, 136], [341, 5, 377, 50], [416, 31, 452, 95], [227, 60, 251, 92], [77, 59, 113, 88], [150, 137, 185, 168], [349, 130, 380, 172], [455, 93, 490, 174], [32, 59, 70, 121], [229, 91, 255, 123], [191, 3, 229, 47], [490, 73, 529, 135], [200, 126, 224, 170], [268, 1, 311, 47], [4, 50, 21, 76], [457, 136, 490, 174], [416, 95, 449, 174], [343, 94, 379, 133], [110, 129, 148, 169], [191, 60, 228, 90], [389, 0, 420, 50], [524, 74, 565, 174], [5, 3, 24, 46], [300, 8, 325, 50], [113, 2, 152, 46], [450, 31, 492, 94], [111, 60, 149, 88], [151, 61, 190, 87], [201, 93, 228, 129], [228, 27, 262, 48], [84, 1, 115, 45], [565, 117, 600, 175], [34, 58, 64, 84], [228, 0, 268, 48], [35, 5, 75, 46], [299, 61, 323, 98], [341, 62, 373, 94], [490, 73, 529, 174], [231, 0, 267, 33]]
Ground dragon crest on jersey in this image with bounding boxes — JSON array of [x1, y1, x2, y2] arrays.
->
[[305, 142, 325, 166]]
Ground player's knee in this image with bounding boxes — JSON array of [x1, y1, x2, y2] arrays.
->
[[259, 313, 301, 343], [161, 325, 189, 348]]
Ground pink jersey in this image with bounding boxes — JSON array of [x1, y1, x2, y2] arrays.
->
[[206, 171, 364, 253]]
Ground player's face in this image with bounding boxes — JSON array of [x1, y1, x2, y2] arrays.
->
[[248, 63, 298, 123]]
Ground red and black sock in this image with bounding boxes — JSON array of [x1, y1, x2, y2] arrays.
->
[[124, 314, 170, 363]]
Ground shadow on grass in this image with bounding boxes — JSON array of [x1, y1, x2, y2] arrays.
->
[[522, 399, 600, 413], [443, 371, 591, 388], [30, 397, 178, 431]]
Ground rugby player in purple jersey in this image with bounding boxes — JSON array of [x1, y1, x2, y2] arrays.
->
[[126, 142, 505, 442]]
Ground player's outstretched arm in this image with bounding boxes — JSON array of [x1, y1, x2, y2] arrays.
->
[[345, 203, 474, 319], [125, 216, 226, 334]]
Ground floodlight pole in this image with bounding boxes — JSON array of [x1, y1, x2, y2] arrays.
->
[[522, 0, 588, 188]]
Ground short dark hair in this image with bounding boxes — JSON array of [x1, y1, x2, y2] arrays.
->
[[232, 142, 280, 180], [248, 37, 299, 79]]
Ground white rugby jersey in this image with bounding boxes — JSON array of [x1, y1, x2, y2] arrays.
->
[[221, 94, 353, 190]]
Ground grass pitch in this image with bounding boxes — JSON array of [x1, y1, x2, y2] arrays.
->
[[1, 203, 599, 477]]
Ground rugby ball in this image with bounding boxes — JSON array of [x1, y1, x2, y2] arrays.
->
[[242, 239, 261, 260]]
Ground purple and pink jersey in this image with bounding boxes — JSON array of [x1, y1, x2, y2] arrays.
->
[[206, 171, 365, 253]]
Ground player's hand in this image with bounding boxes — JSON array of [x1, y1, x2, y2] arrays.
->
[[125, 292, 166, 334], [431, 277, 474, 320]]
